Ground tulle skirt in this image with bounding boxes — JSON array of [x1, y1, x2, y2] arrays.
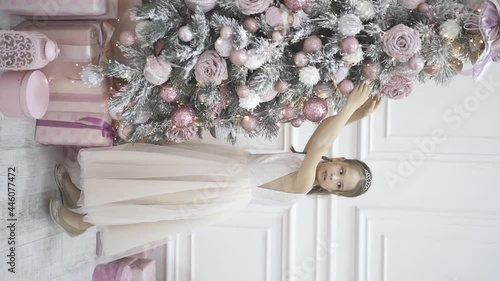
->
[[76, 142, 252, 262]]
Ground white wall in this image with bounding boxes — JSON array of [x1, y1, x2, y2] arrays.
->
[[152, 63, 500, 281]]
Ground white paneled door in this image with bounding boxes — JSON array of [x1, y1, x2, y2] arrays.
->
[[160, 65, 500, 281]]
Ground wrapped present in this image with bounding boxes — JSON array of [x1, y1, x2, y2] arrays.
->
[[0, 70, 50, 119], [46, 80, 110, 113], [92, 257, 136, 281], [16, 21, 114, 65], [35, 111, 113, 147], [131, 259, 156, 281], [0, 0, 118, 20], [0, 31, 59, 71]]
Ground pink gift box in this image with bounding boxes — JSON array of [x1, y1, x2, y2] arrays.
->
[[35, 111, 113, 147], [131, 259, 156, 281], [46, 80, 111, 113], [1, 0, 118, 19], [16, 21, 114, 64], [0, 70, 50, 119], [93, 257, 136, 281]]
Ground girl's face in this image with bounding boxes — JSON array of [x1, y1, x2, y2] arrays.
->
[[315, 160, 362, 193]]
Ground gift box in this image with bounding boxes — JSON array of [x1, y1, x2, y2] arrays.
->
[[92, 257, 136, 281], [16, 21, 114, 64], [46, 80, 110, 113], [0, 0, 118, 20], [131, 259, 156, 281], [0, 70, 50, 119], [35, 111, 113, 147]]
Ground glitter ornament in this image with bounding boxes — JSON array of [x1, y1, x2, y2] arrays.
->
[[362, 61, 381, 80], [338, 79, 355, 95], [165, 124, 196, 143], [313, 83, 335, 99], [143, 56, 172, 85], [170, 105, 196, 128], [178, 26, 194, 42], [291, 116, 304, 127], [119, 31, 135, 46], [284, 0, 307, 11], [294, 51, 309, 67], [245, 49, 266, 70], [241, 115, 258, 131], [81, 65, 103, 87], [338, 14, 363, 36], [303, 36, 323, 53], [281, 106, 297, 121], [159, 83, 179, 103], [354, 0, 376, 21], [303, 97, 328, 122]]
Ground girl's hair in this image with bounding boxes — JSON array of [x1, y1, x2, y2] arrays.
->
[[290, 146, 373, 198]]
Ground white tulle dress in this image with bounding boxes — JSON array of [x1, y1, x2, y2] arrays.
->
[[75, 142, 306, 262]]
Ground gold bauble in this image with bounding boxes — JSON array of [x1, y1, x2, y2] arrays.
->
[[449, 57, 464, 72], [450, 41, 463, 57], [423, 64, 438, 75]]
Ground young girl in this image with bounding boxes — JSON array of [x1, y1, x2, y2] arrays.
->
[[49, 83, 380, 262]]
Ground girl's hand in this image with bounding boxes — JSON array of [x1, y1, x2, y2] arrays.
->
[[346, 82, 371, 110], [354, 95, 382, 119]]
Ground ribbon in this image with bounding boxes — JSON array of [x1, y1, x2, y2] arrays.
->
[[37, 117, 114, 139], [56, 21, 115, 63]]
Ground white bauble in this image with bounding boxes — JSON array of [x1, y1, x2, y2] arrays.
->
[[244, 49, 266, 70], [343, 48, 364, 65], [354, 0, 376, 21], [338, 14, 363, 36], [440, 19, 461, 40], [299, 66, 321, 86], [239, 91, 262, 111], [184, 0, 217, 12], [143, 55, 172, 85]]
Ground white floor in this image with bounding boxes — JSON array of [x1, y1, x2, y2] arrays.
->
[[0, 115, 99, 281]]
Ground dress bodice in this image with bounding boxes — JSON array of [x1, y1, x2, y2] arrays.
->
[[247, 152, 306, 205]]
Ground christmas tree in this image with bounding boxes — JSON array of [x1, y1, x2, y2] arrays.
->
[[96, 0, 496, 145]]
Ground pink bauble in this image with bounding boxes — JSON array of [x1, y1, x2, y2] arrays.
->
[[265, 7, 282, 27], [409, 55, 425, 71], [417, 3, 430, 13], [117, 124, 132, 140], [274, 81, 289, 93], [119, 31, 135, 46], [285, 0, 307, 11], [230, 49, 249, 66], [303, 36, 323, 53], [291, 116, 304, 127], [303, 97, 328, 122], [241, 115, 258, 132], [243, 17, 260, 33], [281, 106, 297, 121], [237, 85, 251, 98], [159, 83, 179, 103], [338, 79, 355, 95], [362, 62, 381, 80], [334, 67, 350, 84], [220, 26, 234, 40], [170, 105, 196, 128], [340, 36, 359, 54], [272, 31, 285, 42], [109, 108, 123, 121], [398, 0, 425, 9], [294, 51, 309, 67]]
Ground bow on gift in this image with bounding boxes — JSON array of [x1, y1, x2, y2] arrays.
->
[[57, 21, 115, 63], [471, 0, 500, 80], [37, 117, 114, 140]]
